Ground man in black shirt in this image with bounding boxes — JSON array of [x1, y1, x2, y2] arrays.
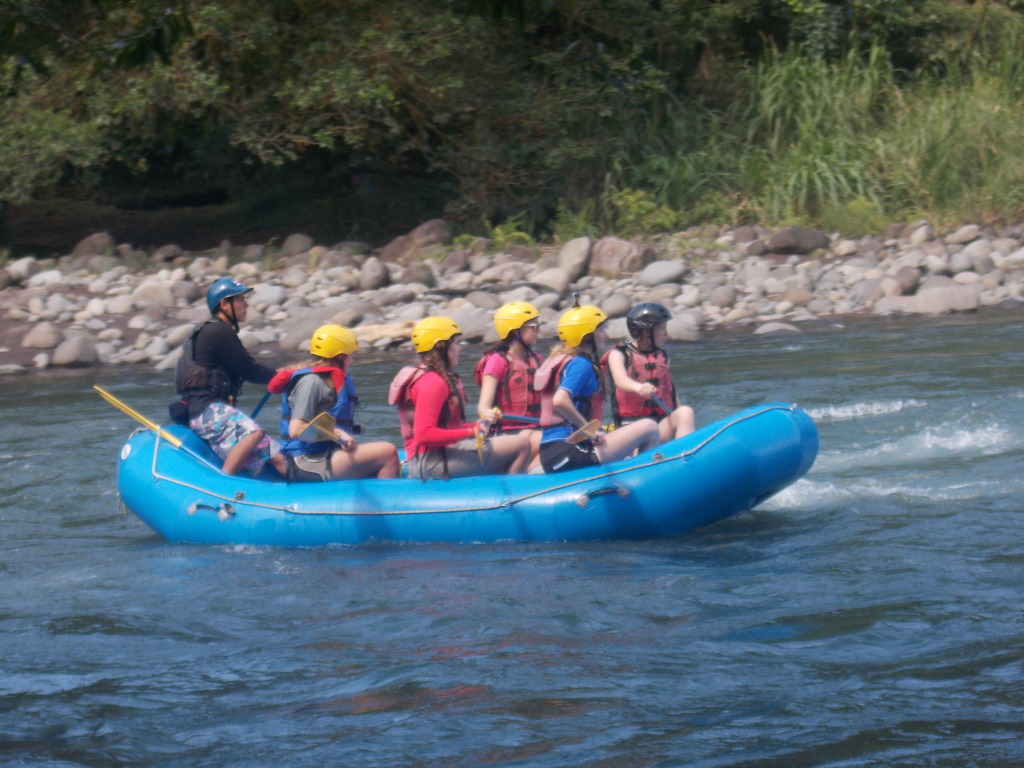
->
[[176, 278, 288, 476]]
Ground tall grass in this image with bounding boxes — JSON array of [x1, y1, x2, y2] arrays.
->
[[605, 23, 1024, 235]]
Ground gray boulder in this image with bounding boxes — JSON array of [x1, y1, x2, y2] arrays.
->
[[733, 225, 759, 243], [946, 224, 980, 245], [27, 270, 64, 288], [6, 257, 38, 282], [22, 321, 63, 349], [71, 232, 115, 258], [359, 257, 390, 290], [918, 275, 956, 292], [281, 233, 314, 257], [602, 293, 632, 318], [152, 244, 184, 264], [441, 249, 470, 275], [330, 299, 378, 328], [767, 227, 829, 255], [250, 285, 288, 309], [171, 280, 202, 303], [531, 267, 571, 294], [465, 290, 502, 310], [707, 285, 737, 309], [893, 267, 922, 294], [589, 237, 657, 277], [52, 335, 99, 366], [448, 306, 490, 342], [911, 286, 980, 314], [558, 237, 592, 281], [754, 321, 801, 335], [398, 261, 437, 288], [131, 281, 175, 307], [638, 260, 686, 286]]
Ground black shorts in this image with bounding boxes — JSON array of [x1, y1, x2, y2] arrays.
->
[[539, 440, 599, 474]]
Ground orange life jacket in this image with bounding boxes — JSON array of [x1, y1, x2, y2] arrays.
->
[[601, 344, 675, 423], [473, 348, 543, 419]]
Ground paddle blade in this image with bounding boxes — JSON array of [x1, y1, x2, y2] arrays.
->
[[565, 419, 602, 445], [94, 386, 183, 447], [475, 429, 485, 464], [297, 412, 339, 444]]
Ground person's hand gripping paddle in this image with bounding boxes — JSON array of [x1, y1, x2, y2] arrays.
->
[[298, 412, 355, 450]]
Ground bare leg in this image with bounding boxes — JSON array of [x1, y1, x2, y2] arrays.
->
[[486, 433, 533, 474], [330, 442, 401, 479], [595, 418, 660, 464], [268, 452, 289, 476], [658, 406, 695, 443], [222, 429, 264, 476], [525, 428, 542, 471]]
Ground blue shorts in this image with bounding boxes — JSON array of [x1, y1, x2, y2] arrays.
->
[[190, 402, 279, 476]]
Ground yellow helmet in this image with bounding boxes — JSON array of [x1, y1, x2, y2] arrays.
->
[[310, 324, 359, 358], [412, 316, 462, 353], [557, 305, 607, 347], [494, 301, 540, 340]]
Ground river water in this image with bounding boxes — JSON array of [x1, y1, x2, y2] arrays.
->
[[3, 314, 1022, 767]]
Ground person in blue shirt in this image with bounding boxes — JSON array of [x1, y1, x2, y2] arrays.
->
[[534, 303, 660, 473]]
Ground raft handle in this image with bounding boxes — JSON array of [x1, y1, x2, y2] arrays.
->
[[576, 484, 630, 507], [187, 501, 236, 522]]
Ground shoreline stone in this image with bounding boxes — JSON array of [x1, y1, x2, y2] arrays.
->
[[1, 221, 1022, 375]]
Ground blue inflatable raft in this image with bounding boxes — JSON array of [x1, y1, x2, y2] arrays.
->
[[114, 402, 818, 546]]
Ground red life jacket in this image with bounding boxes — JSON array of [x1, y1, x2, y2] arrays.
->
[[533, 352, 605, 427], [387, 365, 467, 443], [267, 365, 345, 396], [473, 348, 543, 418], [601, 344, 675, 422]]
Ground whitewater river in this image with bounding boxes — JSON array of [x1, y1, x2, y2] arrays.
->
[[3, 313, 1022, 767]]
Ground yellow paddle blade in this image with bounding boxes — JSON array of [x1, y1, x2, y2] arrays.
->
[[565, 419, 602, 445], [297, 412, 339, 444], [93, 386, 183, 448], [475, 429, 485, 464]]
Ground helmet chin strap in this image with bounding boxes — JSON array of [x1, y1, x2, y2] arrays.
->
[[218, 299, 240, 333]]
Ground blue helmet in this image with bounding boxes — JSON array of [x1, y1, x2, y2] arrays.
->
[[206, 277, 252, 314]]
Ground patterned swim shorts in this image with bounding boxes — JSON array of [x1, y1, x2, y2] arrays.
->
[[190, 402, 280, 476]]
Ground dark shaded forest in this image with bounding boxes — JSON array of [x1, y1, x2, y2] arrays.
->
[[2, 0, 1024, 254]]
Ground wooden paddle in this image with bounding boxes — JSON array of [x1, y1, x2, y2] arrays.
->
[[94, 386, 183, 447], [565, 418, 602, 445], [298, 412, 354, 449]]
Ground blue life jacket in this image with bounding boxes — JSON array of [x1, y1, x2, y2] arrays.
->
[[277, 368, 358, 457]]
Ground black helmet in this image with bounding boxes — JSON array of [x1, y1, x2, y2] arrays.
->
[[626, 302, 672, 339]]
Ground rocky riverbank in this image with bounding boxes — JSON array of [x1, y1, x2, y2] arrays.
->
[[2, 219, 1023, 376]]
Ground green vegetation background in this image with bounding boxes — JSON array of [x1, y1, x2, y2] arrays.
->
[[2, 0, 1023, 250]]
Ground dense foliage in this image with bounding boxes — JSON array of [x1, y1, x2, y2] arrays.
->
[[2, 0, 1023, 243]]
